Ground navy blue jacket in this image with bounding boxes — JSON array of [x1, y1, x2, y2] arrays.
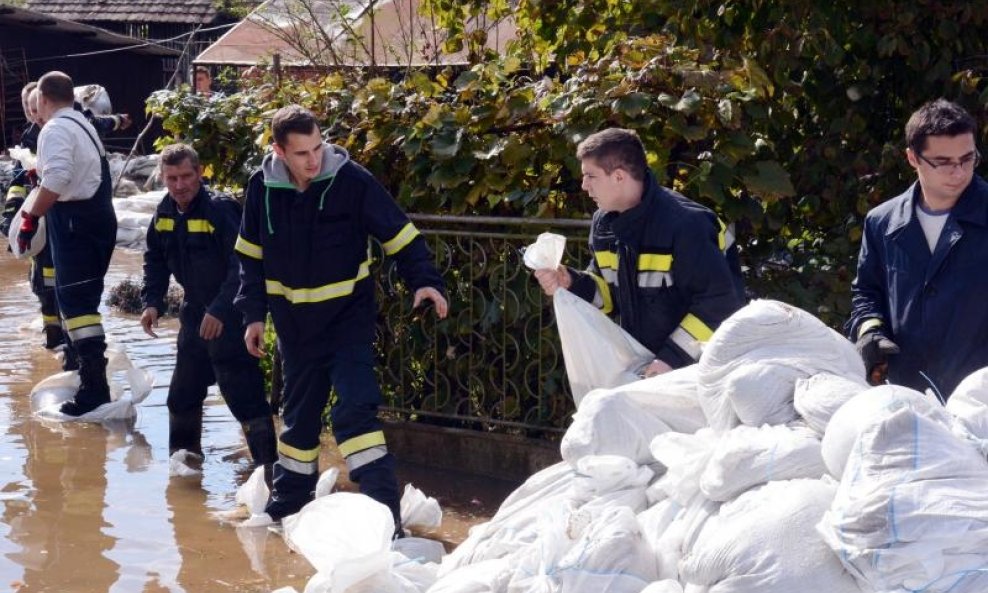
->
[[234, 145, 444, 359], [142, 185, 243, 318], [848, 175, 988, 397], [568, 171, 745, 367]]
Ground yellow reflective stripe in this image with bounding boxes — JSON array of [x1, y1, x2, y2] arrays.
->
[[638, 253, 673, 272], [64, 314, 102, 330], [277, 440, 320, 463], [6, 186, 26, 199], [186, 219, 215, 233], [594, 251, 618, 270], [266, 257, 371, 303], [681, 313, 714, 342], [154, 218, 175, 232], [589, 273, 614, 315], [859, 318, 884, 338], [382, 222, 420, 255], [42, 267, 55, 278], [235, 235, 263, 259], [42, 314, 60, 324], [337, 430, 387, 457]]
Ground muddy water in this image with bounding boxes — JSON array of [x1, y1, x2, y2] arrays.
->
[[0, 248, 520, 593]]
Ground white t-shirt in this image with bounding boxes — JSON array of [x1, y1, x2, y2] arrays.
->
[[915, 202, 950, 252], [38, 107, 104, 202]]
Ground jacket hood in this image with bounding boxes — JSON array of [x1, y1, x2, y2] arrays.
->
[[260, 142, 350, 187]]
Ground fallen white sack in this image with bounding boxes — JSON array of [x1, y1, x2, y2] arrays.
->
[[818, 404, 988, 593], [553, 288, 654, 407], [698, 300, 865, 431], [699, 424, 826, 502], [793, 373, 869, 436], [947, 367, 988, 441], [31, 348, 154, 422], [561, 366, 705, 467], [681, 479, 861, 593], [719, 361, 807, 427], [401, 483, 443, 531]]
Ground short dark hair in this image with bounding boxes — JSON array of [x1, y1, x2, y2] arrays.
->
[[195, 66, 210, 76], [38, 71, 75, 105], [160, 143, 200, 169], [271, 105, 319, 146], [576, 128, 648, 181], [905, 99, 977, 153]]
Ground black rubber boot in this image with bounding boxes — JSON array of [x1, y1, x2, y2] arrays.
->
[[169, 409, 204, 457], [61, 340, 80, 372], [44, 325, 66, 350], [60, 338, 110, 416], [242, 416, 278, 489]]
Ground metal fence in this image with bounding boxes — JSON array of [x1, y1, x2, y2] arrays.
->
[[373, 214, 592, 437]]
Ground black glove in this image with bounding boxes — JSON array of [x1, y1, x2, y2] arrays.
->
[[855, 331, 900, 385], [17, 212, 39, 255]]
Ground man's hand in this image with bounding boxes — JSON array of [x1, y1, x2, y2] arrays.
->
[[199, 312, 223, 340], [119, 114, 133, 130], [640, 359, 673, 378], [16, 212, 39, 255], [244, 321, 266, 358], [412, 287, 449, 319], [140, 307, 160, 338], [533, 266, 572, 296], [855, 331, 900, 385]]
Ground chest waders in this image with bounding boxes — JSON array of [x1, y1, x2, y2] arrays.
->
[[45, 116, 117, 416]]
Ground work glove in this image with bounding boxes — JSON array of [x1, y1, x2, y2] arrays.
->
[[17, 212, 39, 255], [855, 330, 900, 385]]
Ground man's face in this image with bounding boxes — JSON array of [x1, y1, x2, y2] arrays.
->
[[907, 133, 978, 205], [195, 72, 211, 93], [273, 128, 324, 187], [28, 91, 43, 125], [161, 158, 203, 211], [21, 90, 34, 124], [581, 158, 634, 213], [36, 91, 56, 124]]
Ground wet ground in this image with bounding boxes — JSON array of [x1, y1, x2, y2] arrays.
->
[[0, 249, 520, 592]]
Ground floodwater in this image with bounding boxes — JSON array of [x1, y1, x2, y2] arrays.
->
[[0, 248, 518, 593]]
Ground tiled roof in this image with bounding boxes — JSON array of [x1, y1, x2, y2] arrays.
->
[[24, 0, 228, 24]]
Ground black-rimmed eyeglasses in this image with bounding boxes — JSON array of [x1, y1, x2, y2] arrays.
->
[[916, 150, 981, 173]]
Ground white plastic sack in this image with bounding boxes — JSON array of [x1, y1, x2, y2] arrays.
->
[[284, 493, 395, 593], [699, 424, 826, 502], [947, 367, 988, 441], [8, 146, 37, 171], [315, 467, 340, 498], [641, 581, 684, 593], [698, 300, 866, 431], [650, 429, 719, 505], [343, 551, 439, 593], [75, 84, 112, 115], [720, 362, 807, 427], [818, 405, 988, 593], [522, 232, 566, 270], [235, 465, 269, 514], [401, 484, 443, 531], [681, 479, 860, 593], [793, 373, 869, 436], [169, 449, 203, 478], [553, 288, 654, 407], [428, 558, 512, 593], [561, 365, 704, 466], [8, 188, 46, 258], [652, 493, 719, 582]]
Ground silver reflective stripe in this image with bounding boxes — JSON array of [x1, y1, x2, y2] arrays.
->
[[669, 326, 703, 361], [591, 289, 604, 309], [724, 223, 736, 251], [68, 325, 104, 342], [345, 445, 387, 472], [279, 454, 318, 475], [600, 268, 619, 285], [44, 278, 56, 288], [638, 271, 674, 288]]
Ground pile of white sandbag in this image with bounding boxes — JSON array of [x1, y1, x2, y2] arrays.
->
[[113, 189, 165, 250]]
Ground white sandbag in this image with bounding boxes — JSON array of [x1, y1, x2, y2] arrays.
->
[[561, 366, 705, 466], [394, 538, 445, 565], [698, 300, 865, 431], [427, 558, 513, 593], [682, 479, 860, 593], [818, 405, 988, 593], [794, 373, 869, 436], [947, 367, 988, 441], [8, 146, 37, 171], [641, 582, 684, 593], [720, 362, 806, 427], [344, 552, 439, 593], [553, 288, 655, 407], [650, 429, 719, 505], [401, 484, 443, 531], [284, 493, 395, 593], [315, 467, 340, 498], [8, 188, 46, 258], [235, 465, 269, 514], [653, 493, 719, 582], [820, 385, 950, 479], [522, 232, 566, 270], [637, 499, 683, 575], [169, 449, 203, 478], [572, 455, 654, 499], [699, 424, 825, 502], [75, 84, 112, 115]]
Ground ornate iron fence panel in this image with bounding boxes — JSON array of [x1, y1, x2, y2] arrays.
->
[[373, 215, 592, 437]]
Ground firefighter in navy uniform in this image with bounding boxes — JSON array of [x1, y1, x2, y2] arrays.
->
[[535, 128, 745, 375], [140, 144, 276, 476], [17, 71, 117, 417], [234, 105, 448, 530]]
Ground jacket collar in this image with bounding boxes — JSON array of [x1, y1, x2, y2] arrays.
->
[[167, 184, 210, 216], [887, 175, 988, 235], [610, 170, 662, 240]]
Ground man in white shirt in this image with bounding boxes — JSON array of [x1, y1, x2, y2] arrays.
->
[[17, 71, 117, 416]]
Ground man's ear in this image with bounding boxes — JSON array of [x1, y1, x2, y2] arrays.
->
[[272, 142, 284, 158], [612, 167, 626, 183], [905, 148, 919, 170]]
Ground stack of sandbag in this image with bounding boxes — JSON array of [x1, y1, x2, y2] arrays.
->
[[113, 190, 165, 249]]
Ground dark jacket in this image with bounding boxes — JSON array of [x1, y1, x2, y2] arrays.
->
[[142, 185, 243, 319], [234, 144, 444, 358], [568, 171, 745, 368], [848, 175, 988, 397]]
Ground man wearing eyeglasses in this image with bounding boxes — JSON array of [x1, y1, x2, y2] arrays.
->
[[848, 98, 988, 400]]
